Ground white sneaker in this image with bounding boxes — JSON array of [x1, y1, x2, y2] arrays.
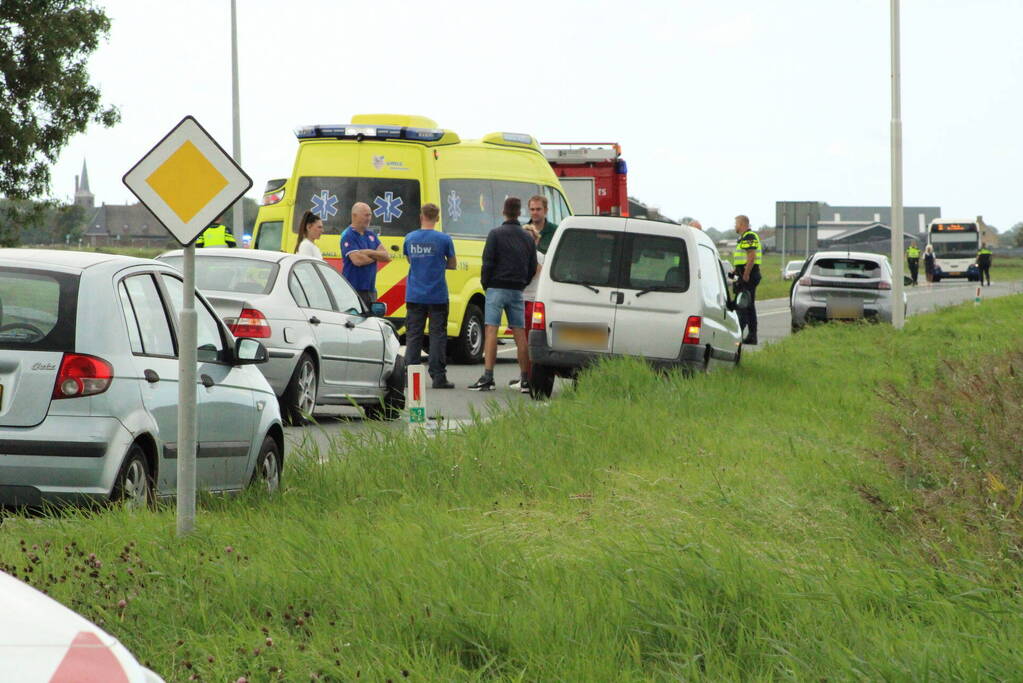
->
[[508, 378, 520, 388]]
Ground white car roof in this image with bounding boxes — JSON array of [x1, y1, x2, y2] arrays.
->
[[0, 571, 163, 681], [158, 248, 293, 263], [0, 248, 152, 271]]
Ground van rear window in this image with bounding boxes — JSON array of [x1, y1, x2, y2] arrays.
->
[[550, 229, 621, 287], [294, 177, 421, 237], [0, 268, 79, 351]]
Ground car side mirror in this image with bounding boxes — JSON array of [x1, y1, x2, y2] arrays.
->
[[370, 301, 386, 317], [234, 337, 268, 365], [903, 275, 913, 286]]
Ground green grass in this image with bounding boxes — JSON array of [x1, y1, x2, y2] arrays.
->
[[2, 297, 1023, 680]]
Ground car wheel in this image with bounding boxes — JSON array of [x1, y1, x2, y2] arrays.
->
[[111, 443, 152, 508], [282, 352, 317, 426], [451, 304, 484, 364], [529, 363, 556, 400], [250, 435, 282, 494], [366, 354, 406, 421]]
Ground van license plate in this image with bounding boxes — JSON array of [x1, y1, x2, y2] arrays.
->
[[555, 325, 608, 349]]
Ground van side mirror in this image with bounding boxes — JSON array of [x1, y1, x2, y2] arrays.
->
[[903, 275, 913, 286], [234, 337, 268, 365], [370, 301, 386, 317]]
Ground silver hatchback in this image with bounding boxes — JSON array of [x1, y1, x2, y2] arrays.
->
[[157, 249, 405, 424], [0, 249, 284, 507], [790, 251, 908, 331]]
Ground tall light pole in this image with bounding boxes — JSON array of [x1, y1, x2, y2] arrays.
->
[[230, 0, 244, 244], [890, 0, 906, 328]]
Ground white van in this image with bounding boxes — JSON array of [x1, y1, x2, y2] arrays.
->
[[527, 216, 742, 398]]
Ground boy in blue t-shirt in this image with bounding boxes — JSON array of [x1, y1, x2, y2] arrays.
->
[[403, 203, 457, 388]]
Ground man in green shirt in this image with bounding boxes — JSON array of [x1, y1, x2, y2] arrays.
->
[[527, 195, 558, 254]]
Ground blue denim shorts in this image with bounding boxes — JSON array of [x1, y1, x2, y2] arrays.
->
[[484, 288, 525, 328]]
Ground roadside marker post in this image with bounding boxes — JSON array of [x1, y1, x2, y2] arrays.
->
[[407, 364, 426, 432], [975, 286, 981, 306], [123, 116, 252, 536]]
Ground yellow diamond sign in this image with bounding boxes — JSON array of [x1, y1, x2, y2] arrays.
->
[[123, 116, 251, 245]]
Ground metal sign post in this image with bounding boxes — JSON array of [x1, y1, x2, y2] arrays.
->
[[123, 116, 251, 535]]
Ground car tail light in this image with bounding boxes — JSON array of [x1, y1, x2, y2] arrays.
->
[[683, 316, 701, 345], [799, 276, 811, 286], [530, 302, 546, 331], [228, 308, 272, 338], [878, 281, 892, 290], [52, 353, 113, 399]]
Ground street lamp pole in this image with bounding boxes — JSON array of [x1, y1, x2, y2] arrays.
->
[[890, 0, 906, 328], [230, 0, 243, 244]]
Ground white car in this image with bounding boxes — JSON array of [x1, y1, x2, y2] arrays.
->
[[527, 216, 743, 398], [0, 570, 164, 681], [782, 259, 804, 280]]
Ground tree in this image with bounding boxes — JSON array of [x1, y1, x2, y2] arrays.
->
[[0, 1, 120, 202], [1010, 222, 1023, 248]]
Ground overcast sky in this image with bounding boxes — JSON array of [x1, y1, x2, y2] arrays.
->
[[50, 0, 1022, 231]]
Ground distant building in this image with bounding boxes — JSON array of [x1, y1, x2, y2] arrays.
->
[[819, 221, 920, 255], [775, 200, 941, 254], [74, 159, 176, 248]]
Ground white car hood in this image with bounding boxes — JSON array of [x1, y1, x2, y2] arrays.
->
[[0, 571, 164, 682]]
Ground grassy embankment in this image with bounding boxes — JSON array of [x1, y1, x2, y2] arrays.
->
[[2, 297, 1023, 680]]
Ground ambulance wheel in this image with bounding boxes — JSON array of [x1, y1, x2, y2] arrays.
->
[[451, 304, 484, 364]]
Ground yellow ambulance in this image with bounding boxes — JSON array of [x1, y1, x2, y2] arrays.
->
[[251, 114, 572, 362]]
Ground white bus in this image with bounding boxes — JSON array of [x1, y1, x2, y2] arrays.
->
[[927, 219, 981, 282]]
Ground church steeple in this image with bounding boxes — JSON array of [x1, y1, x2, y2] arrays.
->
[[74, 159, 95, 210]]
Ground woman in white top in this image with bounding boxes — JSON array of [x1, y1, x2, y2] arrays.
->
[[295, 210, 324, 260]]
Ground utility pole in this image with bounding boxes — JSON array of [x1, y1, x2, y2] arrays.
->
[[890, 0, 906, 328], [780, 207, 786, 270], [804, 212, 810, 261], [230, 0, 244, 244]]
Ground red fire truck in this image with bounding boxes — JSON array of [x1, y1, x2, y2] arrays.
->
[[541, 142, 629, 217]]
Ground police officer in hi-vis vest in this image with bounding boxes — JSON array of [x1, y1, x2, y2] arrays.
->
[[906, 242, 921, 285], [732, 214, 762, 345], [977, 243, 993, 286], [195, 213, 237, 248]]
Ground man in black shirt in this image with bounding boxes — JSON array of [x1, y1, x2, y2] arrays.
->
[[468, 197, 538, 391]]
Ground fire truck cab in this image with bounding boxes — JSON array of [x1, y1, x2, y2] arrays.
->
[[541, 142, 628, 217]]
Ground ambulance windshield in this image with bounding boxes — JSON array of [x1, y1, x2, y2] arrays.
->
[[293, 177, 422, 237]]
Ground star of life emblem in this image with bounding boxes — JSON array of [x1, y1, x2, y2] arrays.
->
[[373, 191, 403, 223], [311, 190, 338, 219], [447, 190, 462, 221]]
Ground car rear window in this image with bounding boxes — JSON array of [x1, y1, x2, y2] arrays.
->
[[550, 229, 621, 287], [812, 258, 880, 278], [0, 268, 79, 351], [160, 256, 278, 294]]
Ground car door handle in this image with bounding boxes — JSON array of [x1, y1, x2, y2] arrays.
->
[[200, 374, 215, 388], [344, 320, 356, 329], [309, 316, 321, 325], [144, 369, 160, 383], [610, 291, 624, 305]]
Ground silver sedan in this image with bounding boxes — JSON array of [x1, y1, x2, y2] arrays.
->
[[790, 251, 907, 331], [0, 249, 284, 507], [158, 249, 405, 425]]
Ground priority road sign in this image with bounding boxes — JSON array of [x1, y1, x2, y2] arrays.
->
[[122, 115, 251, 245], [122, 115, 250, 537]]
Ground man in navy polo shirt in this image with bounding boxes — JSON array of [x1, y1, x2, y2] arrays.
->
[[403, 203, 457, 389], [341, 202, 391, 308]]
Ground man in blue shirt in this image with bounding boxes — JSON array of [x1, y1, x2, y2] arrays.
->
[[341, 202, 391, 308], [403, 203, 457, 388]]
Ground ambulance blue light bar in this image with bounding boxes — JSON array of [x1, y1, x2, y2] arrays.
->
[[295, 125, 445, 142]]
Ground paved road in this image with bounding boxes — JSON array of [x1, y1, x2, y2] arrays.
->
[[286, 279, 1022, 453]]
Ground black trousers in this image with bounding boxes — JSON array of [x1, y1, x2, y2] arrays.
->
[[734, 268, 762, 341], [355, 290, 377, 311], [979, 264, 991, 285], [908, 258, 919, 284], [405, 302, 449, 380]]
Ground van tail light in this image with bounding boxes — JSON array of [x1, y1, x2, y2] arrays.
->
[[878, 280, 892, 290], [799, 276, 812, 286], [52, 353, 113, 399], [227, 308, 272, 338], [683, 316, 702, 345], [530, 302, 546, 331]]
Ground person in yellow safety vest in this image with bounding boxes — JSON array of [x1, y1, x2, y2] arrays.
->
[[195, 215, 237, 248], [906, 243, 921, 285], [977, 243, 993, 287], [731, 214, 762, 345]]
